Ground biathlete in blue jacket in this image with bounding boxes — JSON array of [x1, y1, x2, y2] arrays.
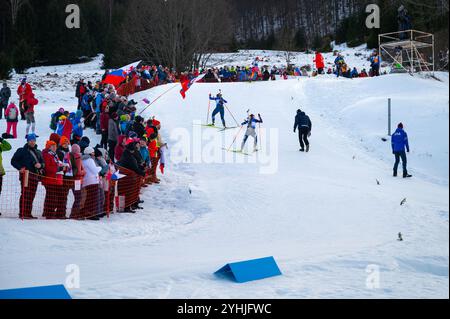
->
[[240, 114, 263, 152], [209, 91, 228, 128]]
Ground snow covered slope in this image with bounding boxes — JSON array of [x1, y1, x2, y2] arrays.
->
[[204, 44, 373, 71], [0, 56, 448, 299]]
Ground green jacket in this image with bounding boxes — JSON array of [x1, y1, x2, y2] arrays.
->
[[0, 139, 12, 176]]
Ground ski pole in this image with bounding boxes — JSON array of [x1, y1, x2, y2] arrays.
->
[[206, 96, 211, 125], [227, 125, 244, 152], [225, 105, 240, 127], [139, 84, 178, 115], [258, 122, 262, 151]]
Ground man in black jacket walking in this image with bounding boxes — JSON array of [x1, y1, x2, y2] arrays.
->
[[10, 134, 45, 219], [294, 109, 313, 152]]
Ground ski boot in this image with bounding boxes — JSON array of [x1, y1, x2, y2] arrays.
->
[[306, 145, 310, 153], [403, 172, 412, 178]]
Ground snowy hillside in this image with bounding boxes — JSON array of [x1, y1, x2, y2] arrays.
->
[[0, 51, 448, 299], [204, 44, 374, 71]]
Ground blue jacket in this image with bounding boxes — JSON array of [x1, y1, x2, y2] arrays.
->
[[71, 114, 84, 138], [238, 71, 247, 81], [119, 121, 130, 135], [391, 128, 410, 153], [95, 93, 104, 112], [158, 68, 167, 81], [139, 147, 150, 166], [335, 56, 344, 65], [242, 117, 263, 129], [210, 96, 228, 108], [81, 94, 92, 111], [370, 55, 381, 67]]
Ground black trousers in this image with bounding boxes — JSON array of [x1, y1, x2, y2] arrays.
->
[[101, 131, 108, 150], [299, 127, 310, 149], [19, 173, 39, 218], [19, 100, 27, 120], [394, 151, 408, 174], [108, 140, 117, 163], [372, 66, 380, 77]]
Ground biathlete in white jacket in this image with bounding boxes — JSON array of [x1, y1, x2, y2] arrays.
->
[[240, 114, 263, 152]]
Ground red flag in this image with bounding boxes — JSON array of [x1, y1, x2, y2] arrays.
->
[[180, 74, 206, 99]]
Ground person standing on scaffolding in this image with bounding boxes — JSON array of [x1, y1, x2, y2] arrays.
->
[[398, 5, 412, 40], [209, 90, 228, 128]]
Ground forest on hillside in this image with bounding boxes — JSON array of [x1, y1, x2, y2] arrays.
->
[[0, 0, 448, 77]]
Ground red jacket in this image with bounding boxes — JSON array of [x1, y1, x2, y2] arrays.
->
[[179, 74, 188, 83], [115, 135, 126, 162], [25, 93, 38, 113], [42, 149, 62, 186], [17, 83, 32, 102], [314, 53, 325, 69], [100, 112, 110, 131], [79, 85, 86, 96], [59, 119, 73, 140], [148, 139, 159, 158]]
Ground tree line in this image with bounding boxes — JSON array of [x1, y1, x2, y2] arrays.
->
[[0, 0, 448, 78]]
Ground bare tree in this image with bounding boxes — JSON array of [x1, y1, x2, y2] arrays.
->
[[279, 27, 297, 68], [9, 0, 27, 26], [119, 0, 231, 71]]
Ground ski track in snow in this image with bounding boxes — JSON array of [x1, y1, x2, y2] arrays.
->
[[0, 52, 448, 299]]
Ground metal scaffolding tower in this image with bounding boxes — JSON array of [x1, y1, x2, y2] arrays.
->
[[379, 30, 435, 75]]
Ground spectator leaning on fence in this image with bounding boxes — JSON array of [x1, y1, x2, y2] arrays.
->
[[42, 140, 66, 220], [69, 144, 86, 219], [81, 147, 102, 221], [10, 134, 45, 220]]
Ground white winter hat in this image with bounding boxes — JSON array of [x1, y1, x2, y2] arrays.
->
[[84, 147, 95, 155]]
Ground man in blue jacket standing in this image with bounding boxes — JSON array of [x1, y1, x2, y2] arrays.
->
[[370, 50, 381, 77], [392, 123, 412, 178]]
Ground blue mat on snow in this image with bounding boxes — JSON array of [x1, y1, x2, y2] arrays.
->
[[0, 285, 72, 299], [215, 256, 282, 283]]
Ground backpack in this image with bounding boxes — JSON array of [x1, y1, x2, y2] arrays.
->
[[9, 107, 18, 120], [50, 114, 58, 130]]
